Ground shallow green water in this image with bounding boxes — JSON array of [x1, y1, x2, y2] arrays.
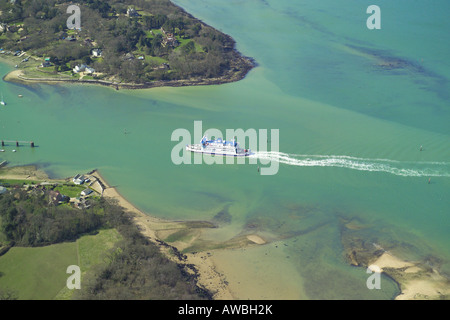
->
[[0, 0, 449, 299]]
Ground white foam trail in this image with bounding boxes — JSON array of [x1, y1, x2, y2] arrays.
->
[[249, 151, 450, 177]]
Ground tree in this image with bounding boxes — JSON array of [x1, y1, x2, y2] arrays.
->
[[182, 41, 195, 55], [151, 33, 163, 49], [0, 288, 18, 300], [82, 55, 93, 65]]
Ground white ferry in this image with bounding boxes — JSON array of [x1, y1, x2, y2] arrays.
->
[[186, 135, 252, 157]]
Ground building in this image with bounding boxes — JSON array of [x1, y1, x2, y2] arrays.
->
[[65, 35, 76, 41], [48, 190, 69, 205], [73, 174, 86, 185], [73, 64, 86, 73], [74, 197, 91, 209], [85, 66, 95, 74], [124, 52, 135, 60], [0, 186, 7, 195], [41, 61, 52, 67], [81, 189, 93, 196], [92, 48, 102, 57], [154, 63, 170, 70], [48, 190, 63, 205], [127, 7, 141, 17], [63, 35, 77, 41], [161, 33, 179, 48]]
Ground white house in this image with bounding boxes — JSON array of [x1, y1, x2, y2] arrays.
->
[[85, 66, 95, 74], [73, 174, 85, 185], [73, 64, 86, 73], [127, 7, 141, 17], [92, 49, 102, 57], [81, 189, 93, 196]]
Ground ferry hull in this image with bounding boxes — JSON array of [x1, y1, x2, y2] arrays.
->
[[186, 145, 251, 157]]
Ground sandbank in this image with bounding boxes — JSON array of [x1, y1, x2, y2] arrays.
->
[[2, 164, 448, 299], [68, 169, 239, 299], [0, 164, 267, 299], [370, 252, 449, 300], [0, 164, 56, 181]]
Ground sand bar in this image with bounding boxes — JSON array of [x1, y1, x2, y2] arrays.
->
[[371, 252, 450, 300], [0, 165, 269, 299], [81, 169, 237, 299]]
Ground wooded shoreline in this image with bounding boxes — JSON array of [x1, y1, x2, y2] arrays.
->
[[3, 54, 256, 91], [0, 0, 257, 89]]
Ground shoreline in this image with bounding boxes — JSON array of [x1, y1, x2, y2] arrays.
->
[[1, 164, 448, 300], [0, 0, 257, 92], [371, 252, 449, 300], [342, 217, 450, 300], [78, 169, 238, 299], [94, 170, 449, 300], [0, 164, 236, 299], [1, 53, 256, 92]]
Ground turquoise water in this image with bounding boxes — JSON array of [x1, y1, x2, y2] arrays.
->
[[0, 0, 449, 299]]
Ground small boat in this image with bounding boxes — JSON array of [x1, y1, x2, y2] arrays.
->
[[0, 149, 5, 152], [1, 93, 5, 105], [12, 149, 16, 152]]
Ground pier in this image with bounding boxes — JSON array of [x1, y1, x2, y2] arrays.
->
[[1, 140, 35, 147]]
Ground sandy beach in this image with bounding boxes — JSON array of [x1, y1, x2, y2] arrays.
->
[[0, 164, 273, 299], [2, 54, 255, 91], [88, 176, 450, 301], [0, 164, 237, 298], [0, 164, 59, 181], [1, 164, 448, 300], [371, 252, 450, 300], [93, 178, 270, 299], [3, 68, 129, 90], [81, 169, 239, 299]]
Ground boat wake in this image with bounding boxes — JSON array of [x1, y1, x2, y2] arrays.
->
[[249, 151, 450, 177]]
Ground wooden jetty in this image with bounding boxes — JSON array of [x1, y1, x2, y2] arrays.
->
[[1, 140, 35, 147]]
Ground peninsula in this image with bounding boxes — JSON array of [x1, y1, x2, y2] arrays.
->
[[0, 0, 255, 89]]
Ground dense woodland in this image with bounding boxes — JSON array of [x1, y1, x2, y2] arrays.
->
[[0, 188, 209, 300], [0, 0, 253, 84], [0, 189, 117, 246]]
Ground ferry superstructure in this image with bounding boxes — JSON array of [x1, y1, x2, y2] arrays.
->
[[186, 135, 252, 157]]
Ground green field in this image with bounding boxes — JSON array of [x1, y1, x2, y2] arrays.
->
[[0, 179, 39, 186], [0, 228, 121, 300], [0, 180, 87, 197], [53, 184, 86, 198]]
